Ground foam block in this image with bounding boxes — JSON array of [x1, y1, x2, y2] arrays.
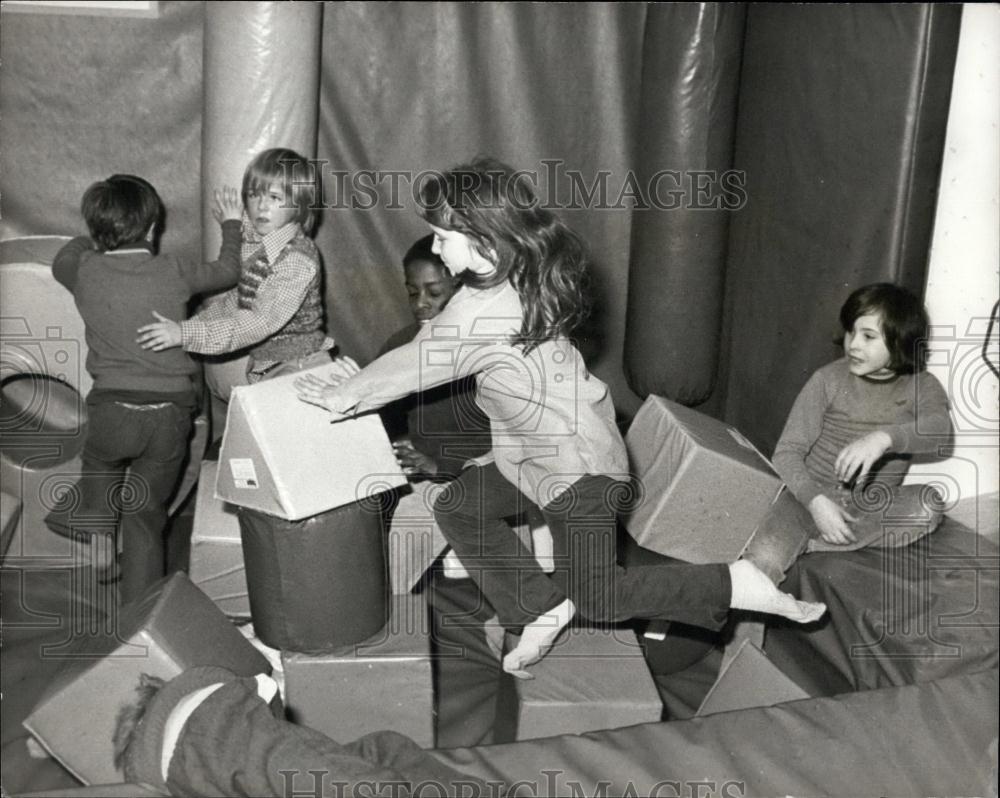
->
[[624, 394, 786, 563], [281, 594, 434, 747], [22, 573, 269, 785], [387, 481, 448, 595], [514, 625, 662, 740], [697, 639, 810, 717], [216, 365, 407, 520], [189, 460, 248, 618]]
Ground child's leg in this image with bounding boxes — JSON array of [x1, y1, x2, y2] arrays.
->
[[740, 490, 814, 585], [806, 483, 945, 553], [512, 476, 823, 670], [850, 483, 944, 548], [118, 404, 192, 604], [432, 464, 566, 629], [44, 401, 128, 570], [247, 350, 333, 383], [543, 476, 748, 625]]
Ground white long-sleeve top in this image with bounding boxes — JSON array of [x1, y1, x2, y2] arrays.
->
[[324, 281, 629, 506]]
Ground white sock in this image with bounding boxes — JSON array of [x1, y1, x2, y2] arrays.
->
[[729, 560, 826, 623], [502, 598, 576, 679]]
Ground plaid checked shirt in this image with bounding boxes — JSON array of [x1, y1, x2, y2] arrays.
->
[[180, 216, 334, 368]]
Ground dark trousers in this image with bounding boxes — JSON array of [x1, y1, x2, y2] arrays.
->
[[45, 400, 192, 603], [432, 464, 732, 632]]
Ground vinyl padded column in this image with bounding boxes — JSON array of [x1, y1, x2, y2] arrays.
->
[[623, 3, 746, 406], [201, 1, 322, 400]]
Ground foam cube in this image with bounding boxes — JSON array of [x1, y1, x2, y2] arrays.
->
[[189, 460, 248, 618], [624, 395, 789, 563], [514, 625, 662, 740], [216, 365, 407, 520], [22, 573, 269, 785], [697, 639, 811, 716], [281, 593, 434, 747]]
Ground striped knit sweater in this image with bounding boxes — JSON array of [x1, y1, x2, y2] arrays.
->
[[238, 234, 326, 363], [772, 358, 953, 506]]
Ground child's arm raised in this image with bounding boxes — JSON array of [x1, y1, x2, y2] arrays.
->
[[178, 187, 244, 294], [52, 236, 97, 292], [135, 189, 245, 352]]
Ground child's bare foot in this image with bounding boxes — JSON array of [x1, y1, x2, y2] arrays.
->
[[728, 560, 826, 623], [502, 598, 576, 679]]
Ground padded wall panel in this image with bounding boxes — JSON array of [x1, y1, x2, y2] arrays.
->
[[316, 4, 647, 415], [719, 4, 962, 449], [624, 4, 746, 405], [200, 2, 323, 402], [0, 2, 205, 262]]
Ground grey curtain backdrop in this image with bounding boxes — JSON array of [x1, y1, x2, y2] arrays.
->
[[0, 2, 961, 448]]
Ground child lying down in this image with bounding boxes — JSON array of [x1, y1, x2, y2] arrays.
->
[[114, 666, 486, 797]]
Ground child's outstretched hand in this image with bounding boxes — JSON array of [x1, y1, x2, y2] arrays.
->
[[392, 440, 439, 479], [136, 312, 182, 351], [835, 431, 892, 483], [808, 494, 858, 545], [212, 186, 243, 224], [294, 371, 349, 416], [330, 356, 361, 379]]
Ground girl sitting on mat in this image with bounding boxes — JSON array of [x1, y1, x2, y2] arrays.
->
[[743, 282, 954, 586]]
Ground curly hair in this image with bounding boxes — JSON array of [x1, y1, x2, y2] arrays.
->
[[417, 157, 590, 353]]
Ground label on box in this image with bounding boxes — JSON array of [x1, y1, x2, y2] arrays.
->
[[229, 458, 259, 489]]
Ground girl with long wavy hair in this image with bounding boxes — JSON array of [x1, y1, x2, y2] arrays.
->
[[296, 157, 824, 678]]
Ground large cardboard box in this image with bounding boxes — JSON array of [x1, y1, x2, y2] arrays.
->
[[696, 639, 810, 716], [514, 625, 662, 740], [22, 573, 270, 785], [216, 365, 407, 520], [282, 593, 434, 747], [624, 395, 791, 563], [189, 460, 249, 618]]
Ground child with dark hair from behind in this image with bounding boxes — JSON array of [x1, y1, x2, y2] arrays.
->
[[380, 234, 492, 481], [112, 667, 486, 797], [742, 282, 954, 587], [44, 176, 242, 603], [137, 148, 338, 384]]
